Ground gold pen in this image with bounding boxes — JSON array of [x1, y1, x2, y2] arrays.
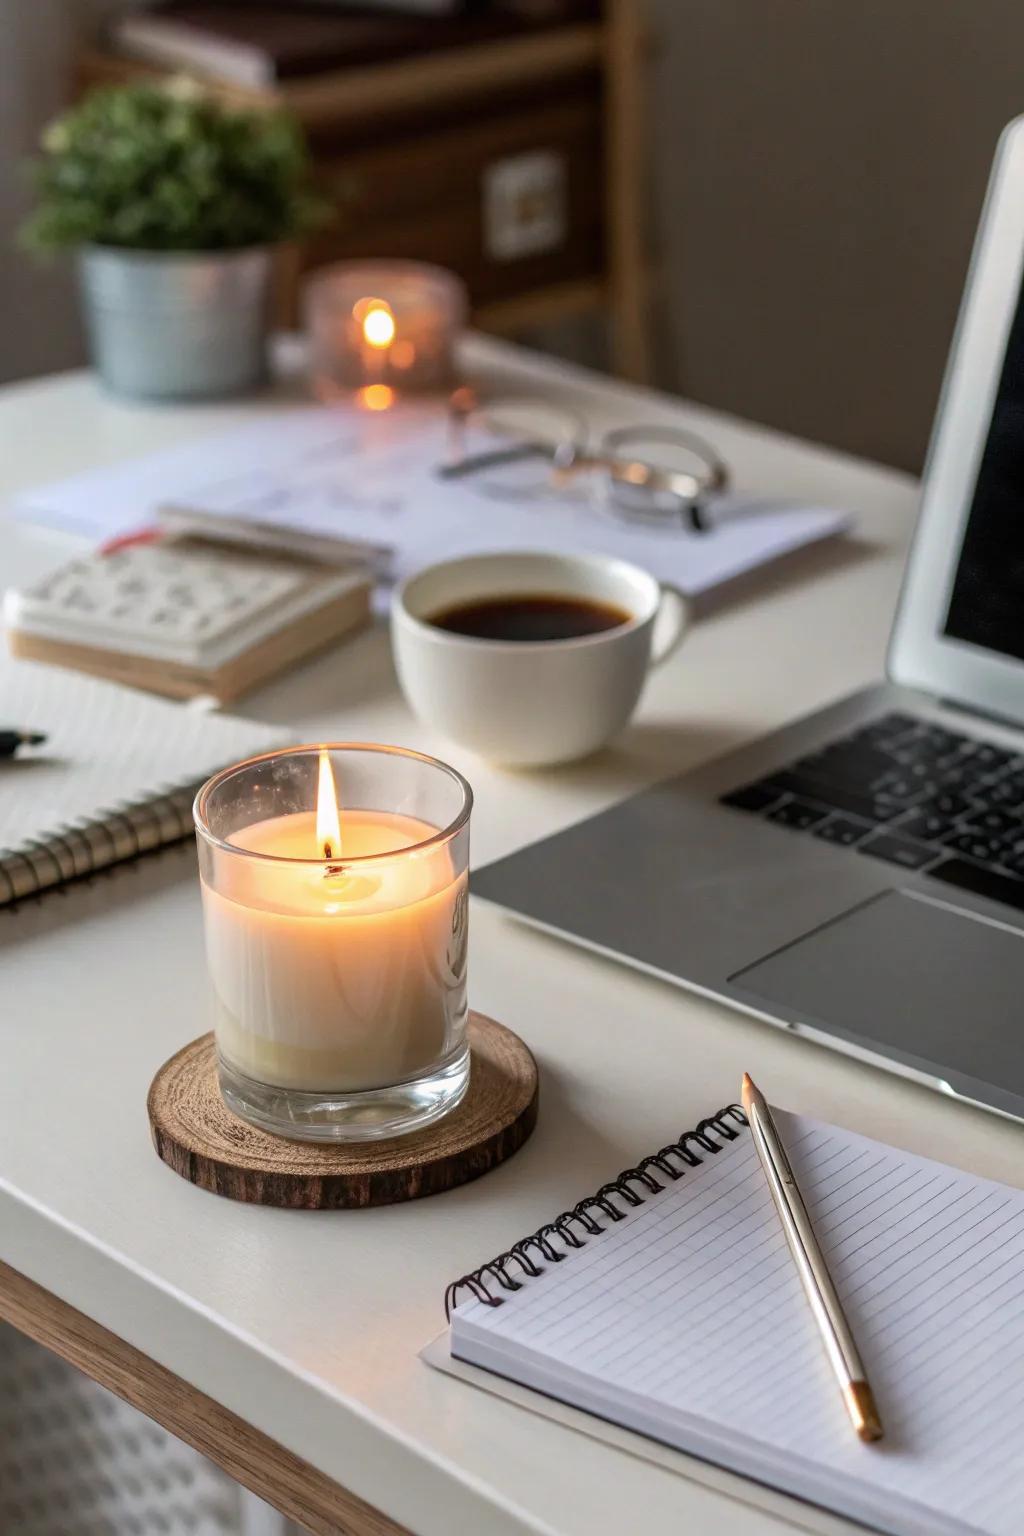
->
[[741, 1074, 884, 1444]]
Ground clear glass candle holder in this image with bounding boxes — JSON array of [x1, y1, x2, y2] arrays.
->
[[304, 259, 467, 405], [194, 744, 472, 1142]]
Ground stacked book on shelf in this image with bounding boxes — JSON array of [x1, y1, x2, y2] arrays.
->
[[106, 1, 601, 88]]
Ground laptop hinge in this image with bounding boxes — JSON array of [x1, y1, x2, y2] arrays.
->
[[938, 696, 1024, 734]]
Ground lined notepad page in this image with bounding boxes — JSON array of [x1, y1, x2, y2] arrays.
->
[[0, 657, 283, 850], [452, 1112, 1024, 1536]]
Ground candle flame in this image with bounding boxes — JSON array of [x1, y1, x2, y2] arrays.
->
[[361, 302, 395, 350], [316, 747, 342, 861]]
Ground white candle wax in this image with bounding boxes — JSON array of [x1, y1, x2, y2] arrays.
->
[[201, 810, 468, 1093]]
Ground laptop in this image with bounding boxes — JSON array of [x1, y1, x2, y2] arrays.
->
[[473, 117, 1024, 1125]]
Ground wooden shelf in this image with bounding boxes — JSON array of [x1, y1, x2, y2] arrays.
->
[[76, 1, 650, 381], [78, 24, 604, 129], [474, 276, 607, 335]]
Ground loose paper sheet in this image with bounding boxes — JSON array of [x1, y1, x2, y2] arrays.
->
[[13, 405, 851, 598]]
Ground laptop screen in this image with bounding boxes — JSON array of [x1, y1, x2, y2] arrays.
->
[[944, 266, 1024, 663]]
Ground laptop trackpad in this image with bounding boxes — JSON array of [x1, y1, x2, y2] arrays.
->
[[732, 888, 1024, 1091]]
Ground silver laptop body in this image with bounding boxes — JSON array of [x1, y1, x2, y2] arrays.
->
[[473, 118, 1024, 1124]]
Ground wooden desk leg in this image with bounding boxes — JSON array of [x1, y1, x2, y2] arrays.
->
[[604, 0, 651, 383], [0, 1260, 412, 1536]]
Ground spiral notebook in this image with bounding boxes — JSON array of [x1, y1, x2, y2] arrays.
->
[[0, 656, 283, 904], [441, 1104, 1024, 1536]]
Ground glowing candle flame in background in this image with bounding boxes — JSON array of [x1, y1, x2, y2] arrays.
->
[[316, 747, 342, 861], [360, 301, 396, 350]]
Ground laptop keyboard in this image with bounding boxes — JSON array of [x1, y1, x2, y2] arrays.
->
[[721, 711, 1024, 913]]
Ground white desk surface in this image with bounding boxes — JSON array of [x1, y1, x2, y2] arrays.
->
[[3, 337, 1022, 1536]]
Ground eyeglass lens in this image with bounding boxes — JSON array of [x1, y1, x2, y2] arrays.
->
[[601, 426, 721, 523]]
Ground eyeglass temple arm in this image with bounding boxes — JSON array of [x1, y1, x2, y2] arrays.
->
[[437, 442, 553, 481]]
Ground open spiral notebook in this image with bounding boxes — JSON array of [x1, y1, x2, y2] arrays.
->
[[435, 1103, 1024, 1536], [0, 656, 283, 904]]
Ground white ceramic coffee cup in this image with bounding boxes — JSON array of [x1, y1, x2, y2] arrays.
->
[[391, 550, 689, 767]]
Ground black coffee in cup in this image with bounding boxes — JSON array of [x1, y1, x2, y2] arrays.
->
[[427, 594, 632, 643]]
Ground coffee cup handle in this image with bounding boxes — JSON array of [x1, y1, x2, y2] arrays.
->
[[649, 584, 690, 667]]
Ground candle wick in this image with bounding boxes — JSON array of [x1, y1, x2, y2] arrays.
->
[[322, 841, 344, 879]]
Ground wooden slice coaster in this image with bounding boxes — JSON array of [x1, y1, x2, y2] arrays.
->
[[147, 1012, 538, 1210]]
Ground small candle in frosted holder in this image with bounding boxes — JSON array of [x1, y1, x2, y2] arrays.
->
[[193, 744, 471, 1142], [305, 259, 467, 406]]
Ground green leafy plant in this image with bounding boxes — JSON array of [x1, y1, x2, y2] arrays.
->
[[21, 79, 327, 254]]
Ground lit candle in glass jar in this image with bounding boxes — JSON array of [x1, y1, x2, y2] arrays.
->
[[194, 744, 472, 1141], [306, 260, 467, 403]]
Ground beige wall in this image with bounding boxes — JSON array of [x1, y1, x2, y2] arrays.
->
[[646, 0, 1024, 470], [0, 0, 120, 384]]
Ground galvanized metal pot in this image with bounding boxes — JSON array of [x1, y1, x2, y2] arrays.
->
[[78, 245, 273, 400]]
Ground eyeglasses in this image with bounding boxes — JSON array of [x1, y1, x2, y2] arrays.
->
[[439, 394, 731, 532]]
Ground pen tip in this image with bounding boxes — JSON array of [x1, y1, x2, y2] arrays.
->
[[22, 732, 46, 746], [846, 1382, 884, 1443]]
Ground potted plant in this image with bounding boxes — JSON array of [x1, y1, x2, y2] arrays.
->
[[21, 79, 325, 400]]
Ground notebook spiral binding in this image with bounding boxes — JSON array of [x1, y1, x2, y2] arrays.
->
[[445, 1103, 748, 1320], [0, 779, 199, 906]]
